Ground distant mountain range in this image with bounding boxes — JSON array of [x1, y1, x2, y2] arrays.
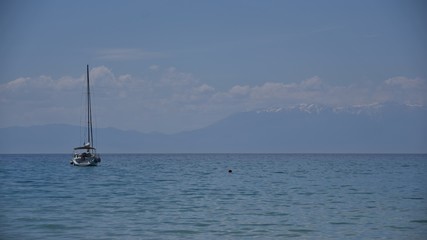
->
[[1, 103, 426, 153]]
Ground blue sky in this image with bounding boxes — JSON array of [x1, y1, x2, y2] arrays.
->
[[0, 0, 426, 133]]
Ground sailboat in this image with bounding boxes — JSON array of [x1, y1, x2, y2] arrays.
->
[[71, 65, 101, 166]]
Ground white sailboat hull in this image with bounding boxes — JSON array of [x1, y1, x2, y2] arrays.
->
[[71, 154, 101, 167]]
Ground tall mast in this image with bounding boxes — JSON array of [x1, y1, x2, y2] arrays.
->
[[86, 64, 94, 147]]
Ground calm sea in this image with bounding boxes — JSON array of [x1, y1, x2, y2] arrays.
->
[[0, 154, 426, 239]]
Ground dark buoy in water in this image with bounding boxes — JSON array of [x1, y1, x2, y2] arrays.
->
[[228, 169, 232, 173]]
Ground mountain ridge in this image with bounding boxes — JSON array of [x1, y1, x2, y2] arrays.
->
[[1, 104, 426, 153]]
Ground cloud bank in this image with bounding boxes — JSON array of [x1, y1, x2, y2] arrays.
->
[[1, 66, 425, 133]]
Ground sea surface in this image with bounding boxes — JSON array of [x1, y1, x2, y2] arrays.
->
[[0, 154, 426, 239]]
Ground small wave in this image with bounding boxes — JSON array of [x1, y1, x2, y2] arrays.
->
[[288, 229, 316, 233], [410, 219, 427, 224], [349, 192, 374, 195], [38, 223, 68, 230], [275, 233, 301, 237], [163, 229, 200, 235], [329, 222, 353, 225], [388, 225, 414, 230]]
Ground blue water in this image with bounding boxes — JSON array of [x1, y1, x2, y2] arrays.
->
[[1, 154, 426, 239]]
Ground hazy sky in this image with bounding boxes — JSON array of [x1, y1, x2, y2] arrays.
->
[[1, 0, 426, 133]]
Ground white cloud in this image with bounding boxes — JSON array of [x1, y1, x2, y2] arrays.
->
[[96, 48, 166, 61], [4, 77, 30, 89], [1, 66, 425, 133], [299, 76, 323, 89], [158, 67, 197, 87], [56, 76, 83, 90], [229, 85, 250, 96], [194, 84, 215, 94], [384, 76, 424, 89], [380, 76, 427, 105], [250, 82, 293, 99]]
